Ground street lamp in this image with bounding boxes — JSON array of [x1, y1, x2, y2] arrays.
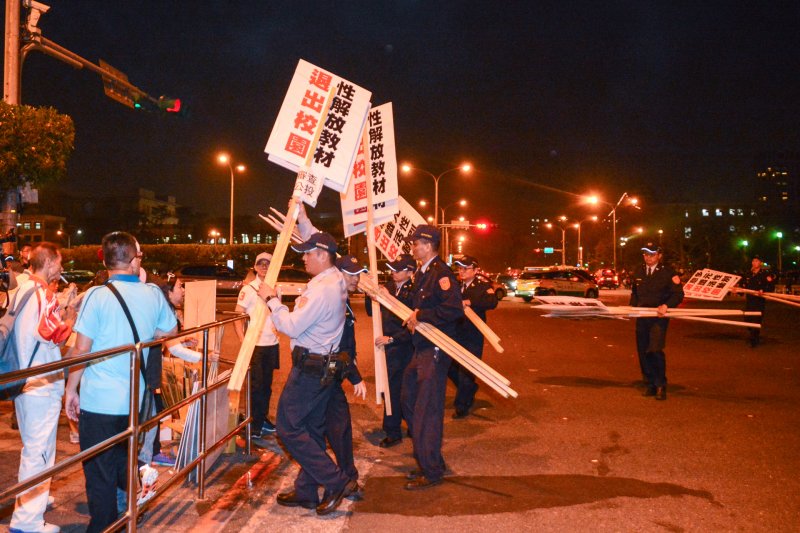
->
[[587, 192, 639, 272], [573, 215, 598, 267], [209, 229, 220, 245], [402, 163, 471, 227], [217, 152, 246, 245], [546, 217, 568, 265], [776, 231, 783, 272], [56, 229, 69, 249]]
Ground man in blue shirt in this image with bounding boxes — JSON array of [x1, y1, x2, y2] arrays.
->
[[65, 232, 176, 532]]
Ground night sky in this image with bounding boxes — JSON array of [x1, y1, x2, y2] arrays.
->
[[9, 1, 800, 259]]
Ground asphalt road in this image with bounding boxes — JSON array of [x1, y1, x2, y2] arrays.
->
[[216, 290, 800, 532], [2, 290, 798, 532]]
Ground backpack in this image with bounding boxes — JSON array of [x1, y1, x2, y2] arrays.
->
[[0, 288, 42, 401]]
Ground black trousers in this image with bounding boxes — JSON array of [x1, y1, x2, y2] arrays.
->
[[448, 338, 483, 412], [79, 410, 128, 533], [635, 317, 669, 388], [745, 296, 765, 344], [250, 344, 280, 432], [382, 342, 413, 439]]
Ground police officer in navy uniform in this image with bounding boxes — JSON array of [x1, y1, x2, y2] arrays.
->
[[401, 225, 464, 489], [327, 255, 368, 490], [258, 232, 358, 516], [369, 254, 416, 448], [737, 254, 775, 347], [449, 255, 497, 418], [629, 243, 684, 401]]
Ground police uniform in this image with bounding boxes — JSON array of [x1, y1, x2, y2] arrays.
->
[[740, 259, 775, 347], [449, 256, 497, 417], [401, 230, 464, 486], [629, 246, 684, 399], [366, 255, 416, 444], [269, 234, 353, 512]]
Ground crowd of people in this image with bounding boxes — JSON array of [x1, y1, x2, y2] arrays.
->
[[3, 217, 777, 530]]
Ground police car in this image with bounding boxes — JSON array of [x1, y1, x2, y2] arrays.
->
[[514, 267, 599, 302]]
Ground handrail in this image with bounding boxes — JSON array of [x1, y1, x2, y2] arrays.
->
[[0, 312, 251, 531]]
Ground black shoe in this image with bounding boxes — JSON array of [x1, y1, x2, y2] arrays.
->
[[276, 491, 317, 509], [379, 436, 402, 448], [404, 476, 443, 490], [261, 420, 276, 434], [642, 387, 656, 397], [655, 387, 667, 401], [452, 409, 469, 419], [345, 481, 363, 501], [316, 479, 358, 516]]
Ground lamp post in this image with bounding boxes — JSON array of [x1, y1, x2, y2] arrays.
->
[[217, 153, 246, 245], [573, 215, 598, 267], [588, 193, 639, 272], [546, 216, 568, 265], [56, 229, 70, 249], [776, 231, 783, 272], [402, 163, 471, 227]]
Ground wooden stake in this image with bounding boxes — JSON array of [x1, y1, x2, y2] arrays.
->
[[463, 306, 504, 353], [358, 275, 517, 398]]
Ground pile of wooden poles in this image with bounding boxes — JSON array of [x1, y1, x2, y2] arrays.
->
[[736, 288, 800, 309], [358, 275, 517, 399]]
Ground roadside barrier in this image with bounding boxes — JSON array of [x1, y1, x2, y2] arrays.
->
[[0, 314, 251, 532]]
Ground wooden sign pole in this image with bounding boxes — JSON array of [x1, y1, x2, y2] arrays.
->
[[361, 131, 392, 414]]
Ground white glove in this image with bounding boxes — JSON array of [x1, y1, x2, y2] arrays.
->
[[168, 343, 202, 363]]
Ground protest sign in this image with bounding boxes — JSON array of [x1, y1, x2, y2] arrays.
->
[[340, 103, 399, 236], [264, 59, 371, 192], [683, 269, 741, 301], [372, 196, 426, 261]]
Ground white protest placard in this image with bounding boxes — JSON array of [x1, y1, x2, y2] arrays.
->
[[265, 59, 372, 193], [183, 280, 217, 351], [292, 167, 325, 207], [340, 103, 399, 237], [683, 269, 741, 301], [372, 196, 426, 261]]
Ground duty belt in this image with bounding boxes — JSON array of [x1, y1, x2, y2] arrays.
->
[[291, 346, 350, 385]]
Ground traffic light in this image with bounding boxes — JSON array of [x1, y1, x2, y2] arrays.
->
[[157, 96, 182, 113], [475, 223, 488, 231]]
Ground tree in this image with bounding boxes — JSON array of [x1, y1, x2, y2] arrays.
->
[[0, 101, 75, 193]]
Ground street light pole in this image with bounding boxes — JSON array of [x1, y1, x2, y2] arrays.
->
[[402, 163, 471, 227], [777, 231, 783, 272], [217, 153, 245, 245]]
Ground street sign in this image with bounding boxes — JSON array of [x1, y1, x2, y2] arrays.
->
[[99, 60, 137, 108], [544, 247, 554, 254], [450, 219, 469, 229]]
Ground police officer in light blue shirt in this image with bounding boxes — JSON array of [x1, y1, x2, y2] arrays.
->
[[258, 231, 358, 516]]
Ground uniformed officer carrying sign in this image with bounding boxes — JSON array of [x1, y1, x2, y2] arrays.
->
[[629, 243, 684, 401], [401, 225, 464, 489]]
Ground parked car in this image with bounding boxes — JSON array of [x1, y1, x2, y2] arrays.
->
[[475, 273, 507, 300], [515, 268, 599, 302], [594, 268, 620, 289], [174, 264, 244, 296], [495, 273, 518, 297]]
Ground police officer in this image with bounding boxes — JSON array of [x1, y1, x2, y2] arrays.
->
[[369, 254, 416, 447], [258, 232, 358, 516], [327, 255, 368, 489], [450, 255, 497, 418], [737, 254, 775, 347], [401, 225, 464, 489], [629, 243, 684, 401]]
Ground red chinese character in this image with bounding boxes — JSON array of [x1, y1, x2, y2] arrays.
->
[[285, 134, 310, 158], [293, 111, 318, 134], [309, 69, 332, 91], [379, 233, 390, 249], [354, 181, 367, 201], [388, 243, 398, 258], [301, 90, 325, 113], [351, 159, 366, 180], [373, 226, 382, 240]]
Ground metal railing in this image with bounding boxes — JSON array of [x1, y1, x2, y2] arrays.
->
[[0, 313, 251, 531]]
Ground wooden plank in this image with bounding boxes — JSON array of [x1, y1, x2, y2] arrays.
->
[[463, 306, 503, 353]]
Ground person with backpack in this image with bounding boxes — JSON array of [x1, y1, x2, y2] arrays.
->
[[9, 242, 75, 533]]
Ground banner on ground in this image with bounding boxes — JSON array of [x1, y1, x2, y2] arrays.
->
[[372, 196, 426, 261], [264, 59, 372, 193], [683, 269, 741, 301], [341, 103, 399, 237]]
